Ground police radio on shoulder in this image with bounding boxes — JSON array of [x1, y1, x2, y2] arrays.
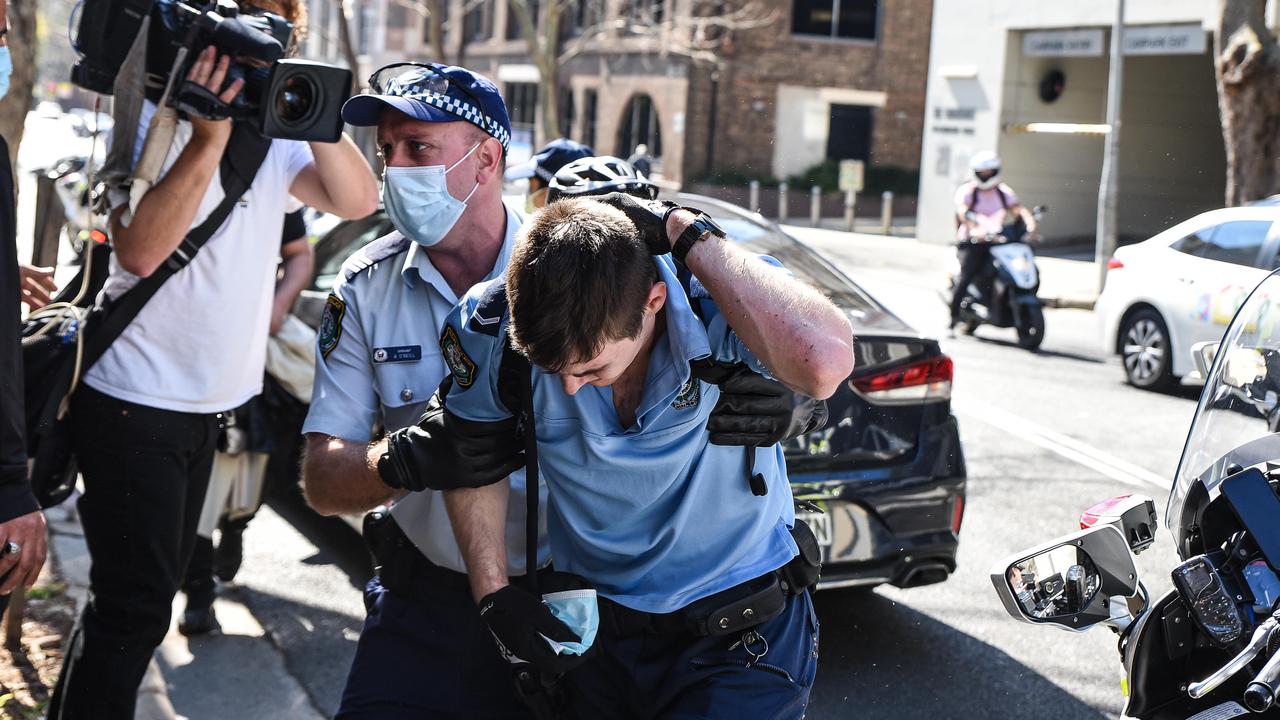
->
[[669, 209, 726, 266]]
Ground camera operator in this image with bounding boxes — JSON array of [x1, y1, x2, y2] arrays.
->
[[47, 9, 378, 715]]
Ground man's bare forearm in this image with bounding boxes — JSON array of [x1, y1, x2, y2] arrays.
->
[[671, 212, 854, 399], [444, 483, 511, 602], [112, 135, 226, 277], [273, 240, 314, 316], [301, 434, 396, 515]]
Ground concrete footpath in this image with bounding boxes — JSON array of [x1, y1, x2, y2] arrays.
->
[[47, 505, 324, 720]]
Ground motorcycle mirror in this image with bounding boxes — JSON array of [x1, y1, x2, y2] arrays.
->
[[1079, 494, 1157, 555], [1190, 341, 1219, 382], [991, 526, 1139, 632]]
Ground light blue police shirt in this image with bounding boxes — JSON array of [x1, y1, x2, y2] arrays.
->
[[302, 205, 550, 575], [440, 254, 798, 613]]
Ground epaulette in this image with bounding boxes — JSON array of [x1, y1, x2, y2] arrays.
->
[[339, 233, 411, 284], [469, 279, 508, 337]]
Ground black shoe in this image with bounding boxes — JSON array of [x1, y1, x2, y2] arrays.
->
[[214, 523, 245, 583], [178, 603, 220, 637]]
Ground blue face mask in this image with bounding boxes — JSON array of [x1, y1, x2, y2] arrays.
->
[[382, 142, 480, 248], [0, 47, 12, 100], [539, 589, 599, 656]]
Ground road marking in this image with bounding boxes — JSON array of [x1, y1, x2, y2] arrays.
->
[[955, 401, 1170, 491]]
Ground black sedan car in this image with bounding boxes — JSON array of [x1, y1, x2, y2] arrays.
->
[[297, 195, 966, 592]]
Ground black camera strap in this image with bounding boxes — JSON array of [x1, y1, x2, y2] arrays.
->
[[79, 121, 272, 373]]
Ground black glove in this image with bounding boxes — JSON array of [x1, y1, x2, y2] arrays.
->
[[378, 389, 524, 492], [479, 585, 588, 674], [592, 192, 679, 255], [695, 362, 829, 446]]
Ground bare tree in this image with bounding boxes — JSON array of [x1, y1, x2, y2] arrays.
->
[[335, 0, 363, 92], [0, 0, 37, 171], [1214, 0, 1280, 205], [509, 0, 774, 144], [389, 0, 489, 64]]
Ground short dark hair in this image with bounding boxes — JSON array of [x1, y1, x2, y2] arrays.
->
[[506, 198, 657, 371]]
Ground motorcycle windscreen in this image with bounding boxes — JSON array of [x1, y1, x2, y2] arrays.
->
[[1169, 270, 1280, 547]]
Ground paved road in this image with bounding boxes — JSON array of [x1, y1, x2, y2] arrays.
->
[[214, 228, 1201, 719]]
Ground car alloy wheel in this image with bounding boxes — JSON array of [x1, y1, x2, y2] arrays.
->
[[1121, 309, 1173, 390]]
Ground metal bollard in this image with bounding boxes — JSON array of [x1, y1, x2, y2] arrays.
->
[[748, 180, 760, 214], [844, 189, 857, 232], [810, 185, 821, 227], [880, 191, 894, 236], [778, 182, 789, 223]]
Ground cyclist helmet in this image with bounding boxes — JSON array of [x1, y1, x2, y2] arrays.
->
[[547, 155, 659, 202], [969, 151, 1002, 190]]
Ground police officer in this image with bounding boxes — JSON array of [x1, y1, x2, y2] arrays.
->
[[384, 192, 853, 717], [300, 62, 543, 718], [504, 137, 591, 213]]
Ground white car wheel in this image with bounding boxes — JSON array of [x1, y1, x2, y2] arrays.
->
[[1120, 309, 1174, 390]]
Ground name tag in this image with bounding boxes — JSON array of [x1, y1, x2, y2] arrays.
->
[[372, 345, 422, 364]]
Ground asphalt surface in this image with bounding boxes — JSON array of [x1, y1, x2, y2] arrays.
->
[[214, 228, 1199, 719]]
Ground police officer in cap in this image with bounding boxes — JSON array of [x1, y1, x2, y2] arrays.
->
[[505, 138, 592, 213], [300, 61, 542, 718]]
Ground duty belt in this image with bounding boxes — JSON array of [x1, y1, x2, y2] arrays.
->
[[599, 567, 808, 639]]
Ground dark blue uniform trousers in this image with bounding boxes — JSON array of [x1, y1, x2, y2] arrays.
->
[[565, 589, 820, 719], [336, 575, 532, 719]]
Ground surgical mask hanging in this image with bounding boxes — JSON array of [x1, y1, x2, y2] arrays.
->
[[382, 142, 480, 248], [0, 47, 13, 100]]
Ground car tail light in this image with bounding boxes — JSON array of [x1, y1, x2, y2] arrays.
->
[[1107, 257, 1124, 270], [951, 494, 965, 535], [850, 355, 953, 404]]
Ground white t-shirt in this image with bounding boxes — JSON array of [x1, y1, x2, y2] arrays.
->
[[84, 101, 314, 414]]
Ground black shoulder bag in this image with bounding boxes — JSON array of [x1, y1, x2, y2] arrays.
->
[[23, 122, 271, 507]]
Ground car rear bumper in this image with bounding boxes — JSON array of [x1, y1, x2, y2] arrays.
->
[[790, 413, 966, 591]]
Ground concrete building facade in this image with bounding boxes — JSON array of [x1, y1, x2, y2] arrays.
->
[[916, 1, 1246, 245]]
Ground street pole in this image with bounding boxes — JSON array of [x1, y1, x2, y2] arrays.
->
[[1095, 0, 1124, 295]]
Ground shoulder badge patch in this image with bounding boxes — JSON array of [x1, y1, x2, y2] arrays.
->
[[319, 294, 346, 358], [440, 325, 477, 388], [672, 377, 701, 410]]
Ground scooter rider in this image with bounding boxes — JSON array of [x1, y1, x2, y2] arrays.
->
[[950, 151, 1039, 331]]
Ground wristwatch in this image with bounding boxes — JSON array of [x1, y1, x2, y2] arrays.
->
[[671, 212, 725, 265]]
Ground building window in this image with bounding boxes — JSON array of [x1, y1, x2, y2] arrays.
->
[[625, 0, 665, 25], [583, 89, 598, 149], [618, 94, 661, 159], [825, 104, 874, 162], [506, 82, 539, 132], [507, 0, 539, 39], [358, 0, 375, 53], [464, 1, 491, 42], [793, 0, 878, 40], [558, 89, 575, 140]]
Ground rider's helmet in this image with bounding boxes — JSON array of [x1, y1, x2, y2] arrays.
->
[[547, 155, 659, 202], [969, 151, 1002, 190]]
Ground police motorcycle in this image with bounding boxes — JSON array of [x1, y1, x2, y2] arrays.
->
[[950, 206, 1048, 350], [992, 269, 1280, 719]]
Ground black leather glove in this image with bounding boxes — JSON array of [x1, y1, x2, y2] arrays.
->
[[479, 585, 587, 674], [694, 362, 829, 446], [592, 192, 679, 255], [378, 389, 524, 492]]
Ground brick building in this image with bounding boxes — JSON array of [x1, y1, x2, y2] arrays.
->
[[342, 0, 933, 186]]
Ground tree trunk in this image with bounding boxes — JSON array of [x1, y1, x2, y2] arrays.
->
[[513, 0, 563, 144], [0, 0, 37, 172], [426, 0, 446, 62], [1215, 0, 1280, 205], [335, 0, 362, 93]]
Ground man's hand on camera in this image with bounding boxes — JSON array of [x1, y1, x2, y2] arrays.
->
[[378, 388, 525, 492], [593, 192, 679, 255], [185, 47, 245, 144]]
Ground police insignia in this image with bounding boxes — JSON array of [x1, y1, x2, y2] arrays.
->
[[319, 294, 345, 358], [440, 325, 476, 388], [672, 377, 700, 410]]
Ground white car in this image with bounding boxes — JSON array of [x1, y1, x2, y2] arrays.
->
[[1097, 205, 1280, 390]]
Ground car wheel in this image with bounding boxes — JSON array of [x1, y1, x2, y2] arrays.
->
[[1016, 305, 1045, 350], [1120, 308, 1174, 390]]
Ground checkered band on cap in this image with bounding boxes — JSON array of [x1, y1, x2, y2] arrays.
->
[[399, 89, 511, 152]]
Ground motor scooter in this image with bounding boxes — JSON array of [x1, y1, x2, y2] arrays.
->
[[992, 269, 1280, 718], [950, 206, 1047, 350]]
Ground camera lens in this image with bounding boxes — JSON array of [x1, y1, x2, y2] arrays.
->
[[275, 74, 317, 126]]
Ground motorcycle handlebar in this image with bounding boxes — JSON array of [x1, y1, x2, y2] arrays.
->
[[1243, 626, 1280, 712], [1188, 613, 1279, 699]]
